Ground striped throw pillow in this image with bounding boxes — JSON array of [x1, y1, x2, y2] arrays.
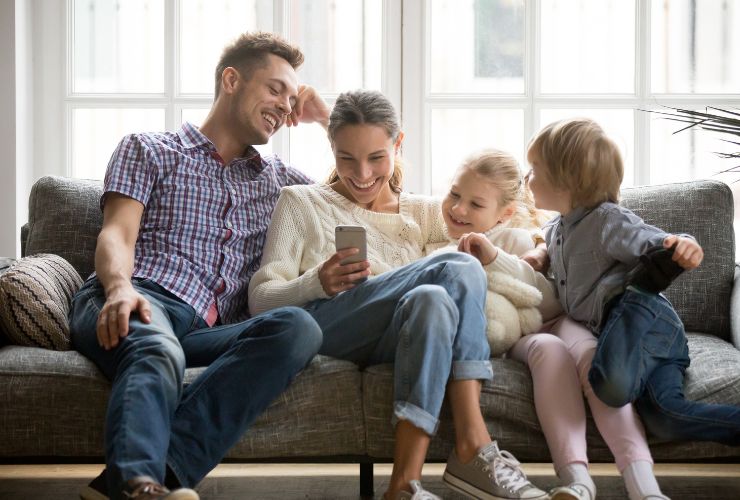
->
[[0, 254, 82, 350]]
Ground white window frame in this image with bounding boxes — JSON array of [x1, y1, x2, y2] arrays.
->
[[32, 0, 401, 180], [400, 0, 740, 195]]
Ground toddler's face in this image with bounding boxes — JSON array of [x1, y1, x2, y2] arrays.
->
[[442, 168, 513, 238], [526, 151, 566, 213]]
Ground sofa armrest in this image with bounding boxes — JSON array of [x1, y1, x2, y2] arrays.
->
[[20, 223, 28, 257], [731, 265, 740, 349]]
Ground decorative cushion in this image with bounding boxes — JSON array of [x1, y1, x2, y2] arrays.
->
[[0, 254, 83, 350]]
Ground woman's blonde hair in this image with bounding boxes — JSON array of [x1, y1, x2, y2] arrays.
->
[[325, 90, 404, 193], [527, 118, 623, 208], [460, 149, 551, 229]]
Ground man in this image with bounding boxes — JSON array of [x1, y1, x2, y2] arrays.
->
[[70, 32, 330, 500]]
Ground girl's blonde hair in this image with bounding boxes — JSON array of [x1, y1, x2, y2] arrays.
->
[[325, 90, 404, 193], [460, 149, 552, 230], [527, 118, 623, 208]]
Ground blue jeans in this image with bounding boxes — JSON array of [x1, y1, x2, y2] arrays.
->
[[69, 277, 322, 498], [304, 252, 492, 436], [589, 287, 740, 445]]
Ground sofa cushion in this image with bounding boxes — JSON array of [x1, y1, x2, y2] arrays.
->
[[24, 176, 103, 280], [363, 333, 740, 462], [0, 348, 365, 458], [621, 180, 735, 341], [0, 254, 82, 350]]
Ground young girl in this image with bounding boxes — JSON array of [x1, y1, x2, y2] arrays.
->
[[440, 149, 670, 500], [249, 90, 549, 500]]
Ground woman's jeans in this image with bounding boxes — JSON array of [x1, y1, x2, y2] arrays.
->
[[589, 286, 740, 445], [304, 252, 492, 436], [69, 277, 322, 498]]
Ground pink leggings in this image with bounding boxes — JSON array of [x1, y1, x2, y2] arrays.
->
[[508, 316, 653, 472]]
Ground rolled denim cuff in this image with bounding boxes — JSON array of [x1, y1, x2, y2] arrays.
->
[[451, 359, 493, 381], [392, 401, 439, 436]]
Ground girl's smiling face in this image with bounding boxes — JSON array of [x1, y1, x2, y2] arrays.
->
[[442, 167, 515, 238]]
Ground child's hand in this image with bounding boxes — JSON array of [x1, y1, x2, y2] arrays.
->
[[458, 233, 498, 265], [664, 234, 703, 270], [318, 249, 371, 296], [520, 246, 550, 273]]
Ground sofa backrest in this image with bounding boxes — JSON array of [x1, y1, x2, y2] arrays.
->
[[621, 180, 735, 340], [23, 176, 103, 280], [22, 176, 736, 340]]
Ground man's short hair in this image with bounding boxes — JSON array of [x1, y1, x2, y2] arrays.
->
[[214, 31, 304, 97], [527, 118, 623, 209]]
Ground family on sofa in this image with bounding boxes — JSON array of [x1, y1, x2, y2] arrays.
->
[[59, 31, 738, 500]]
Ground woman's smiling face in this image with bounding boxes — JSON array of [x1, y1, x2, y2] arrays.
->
[[331, 124, 401, 210]]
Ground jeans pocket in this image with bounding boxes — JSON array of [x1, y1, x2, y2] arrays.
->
[[642, 314, 681, 358]]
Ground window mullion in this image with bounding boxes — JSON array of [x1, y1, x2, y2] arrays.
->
[[401, 0, 425, 194], [166, 0, 176, 130], [635, 0, 651, 186]]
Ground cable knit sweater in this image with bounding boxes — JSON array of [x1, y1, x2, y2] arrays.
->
[[248, 184, 447, 315]]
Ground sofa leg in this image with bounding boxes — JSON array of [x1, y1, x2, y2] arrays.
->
[[360, 462, 374, 498]]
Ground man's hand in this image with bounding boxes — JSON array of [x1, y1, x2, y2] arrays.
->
[[458, 233, 498, 265], [664, 234, 703, 270], [97, 282, 152, 350], [286, 85, 330, 129], [520, 246, 550, 273]]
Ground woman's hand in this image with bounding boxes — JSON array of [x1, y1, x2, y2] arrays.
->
[[458, 232, 498, 265], [318, 248, 371, 296], [286, 85, 330, 129]]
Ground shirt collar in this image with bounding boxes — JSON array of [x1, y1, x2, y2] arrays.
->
[[560, 205, 591, 228], [178, 122, 263, 167]]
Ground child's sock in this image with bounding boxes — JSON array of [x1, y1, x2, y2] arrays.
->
[[623, 460, 668, 500], [557, 462, 596, 499]]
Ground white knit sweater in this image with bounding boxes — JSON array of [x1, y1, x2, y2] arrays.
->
[[248, 184, 447, 315]]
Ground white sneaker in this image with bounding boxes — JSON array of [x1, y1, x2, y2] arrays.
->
[[549, 483, 593, 500], [395, 480, 442, 500]]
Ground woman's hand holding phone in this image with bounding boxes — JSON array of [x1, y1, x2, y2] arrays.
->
[[318, 249, 371, 296]]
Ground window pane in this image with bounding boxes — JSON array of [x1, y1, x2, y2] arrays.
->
[[430, 109, 525, 196], [539, 109, 635, 186], [540, 0, 635, 94], [179, 0, 272, 95], [430, 0, 525, 94], [73, 0, 164, 93], [651, 0, 740, 93], [649, 110, 739, 184], [288, 0, 382, 93], [72, 108, 165, 179], [289, 127, 334, 183]]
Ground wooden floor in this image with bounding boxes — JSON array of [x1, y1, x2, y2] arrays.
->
[[1, 463, 739, 499]]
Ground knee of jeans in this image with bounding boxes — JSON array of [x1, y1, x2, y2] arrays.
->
[[588, 366, 634, 407], [402, 285, 457, 343], [267, 306, 323, 364], [427, 252, 486, 291], [121, 332, 186, 384], [527, 334, 570, 369]]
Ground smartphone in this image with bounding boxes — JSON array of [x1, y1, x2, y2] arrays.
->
[[335, 225, 368, 282]]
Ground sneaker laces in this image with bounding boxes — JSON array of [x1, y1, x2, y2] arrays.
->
[[480, 442, 532, 492], [123, 481, 170, 499]]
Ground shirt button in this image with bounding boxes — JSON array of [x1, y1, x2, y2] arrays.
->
[[557, 238, 561, 245], [225, 221, 232, 229], [230, 189, 237, 196], [560, 279, 565, 286]]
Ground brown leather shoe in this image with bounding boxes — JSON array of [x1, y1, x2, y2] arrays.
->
[[123, 476, 199, 500]]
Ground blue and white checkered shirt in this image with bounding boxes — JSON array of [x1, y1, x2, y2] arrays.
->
[[102, 122, 313, 325]]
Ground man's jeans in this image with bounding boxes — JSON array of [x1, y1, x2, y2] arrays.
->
[[589, 287, 740, 445], [304, 252, 493, 436], [69, 277, 322, 498]]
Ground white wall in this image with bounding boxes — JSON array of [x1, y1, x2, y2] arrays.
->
[[0, 0, 18, 257], [0, 0, 34, 258]]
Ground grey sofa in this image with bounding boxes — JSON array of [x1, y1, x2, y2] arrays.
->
[[1, 176, 739, 497]]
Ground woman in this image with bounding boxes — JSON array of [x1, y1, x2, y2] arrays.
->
[[248, 90, 548, 500]]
